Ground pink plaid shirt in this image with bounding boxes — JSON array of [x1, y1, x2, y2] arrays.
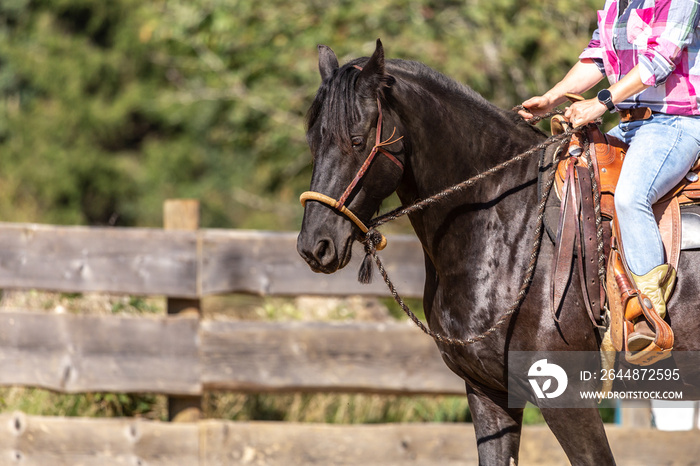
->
[[580, 0, 700, 115]]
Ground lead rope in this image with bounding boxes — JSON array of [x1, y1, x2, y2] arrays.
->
[[360, 113, 583, 347]]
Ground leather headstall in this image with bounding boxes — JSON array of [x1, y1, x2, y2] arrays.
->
[[300, 95, 404, 251]]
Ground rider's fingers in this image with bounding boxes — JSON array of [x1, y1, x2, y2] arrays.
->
[[518, 109, 534, 119]]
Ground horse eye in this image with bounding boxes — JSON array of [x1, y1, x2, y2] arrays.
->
[[351, 136, 365, 147]]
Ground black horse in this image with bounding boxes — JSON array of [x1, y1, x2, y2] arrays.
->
[[297, 40, 700, 464]]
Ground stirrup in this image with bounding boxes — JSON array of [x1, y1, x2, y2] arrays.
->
[[627, 320, 654, 352], [624, 293, 674, 366]]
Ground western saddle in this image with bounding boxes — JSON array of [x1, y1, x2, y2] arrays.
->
[[549, 111, 700, 366]]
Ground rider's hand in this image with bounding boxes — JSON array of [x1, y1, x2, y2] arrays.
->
[[564, 98, 607, 128], [519, 95, 556, 120]]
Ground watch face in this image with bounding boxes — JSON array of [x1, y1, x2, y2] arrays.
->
[[598, 89, 614, 110]]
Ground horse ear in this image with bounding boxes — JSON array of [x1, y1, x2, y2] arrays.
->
[[318, 45, 339, 81], [357, 39, 394, 96]]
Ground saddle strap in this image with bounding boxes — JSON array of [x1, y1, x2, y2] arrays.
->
[[551, 161, 578, 321], [550, 161, 605, 327], [653, 197, 681, 272], [574, 165, 605, 328], [607, 243, 633, 351]]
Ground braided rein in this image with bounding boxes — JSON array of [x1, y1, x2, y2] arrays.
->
[[361, 113, 588, 347]]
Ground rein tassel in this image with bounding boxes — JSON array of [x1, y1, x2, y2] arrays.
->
[[358, 252, 374, 284], [358, 229, 383, 284]]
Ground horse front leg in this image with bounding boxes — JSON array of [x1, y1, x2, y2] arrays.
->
[[540, 407, 615, 465], [466, 384, 524, 465]]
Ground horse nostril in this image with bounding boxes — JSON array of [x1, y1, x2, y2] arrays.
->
[[313, 238, 336, 267]]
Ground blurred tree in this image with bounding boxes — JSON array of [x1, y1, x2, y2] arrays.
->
[[0, 0, 599, 229]]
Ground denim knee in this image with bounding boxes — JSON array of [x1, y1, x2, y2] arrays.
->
[[614, 180, 647, 223]]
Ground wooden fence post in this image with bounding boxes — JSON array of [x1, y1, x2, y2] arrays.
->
[[164, 199, 202, 422]]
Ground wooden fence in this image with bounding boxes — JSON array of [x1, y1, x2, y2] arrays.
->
[[0, 203, 456, 398], [0, 200, 693, 465]]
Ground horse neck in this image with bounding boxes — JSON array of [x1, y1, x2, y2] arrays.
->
[[389, 79, 543, 202], [387, 76, 546, 263]]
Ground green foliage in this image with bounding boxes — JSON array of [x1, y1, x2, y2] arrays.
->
[[382, 296, 426, 321], [0, 388, 165, 419], [524, 402, 616, 425], [110, 296, 161, 314], [0, 0, 599, 229]]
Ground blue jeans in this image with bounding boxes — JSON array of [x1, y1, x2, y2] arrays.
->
[[609, 114, 700, 276]]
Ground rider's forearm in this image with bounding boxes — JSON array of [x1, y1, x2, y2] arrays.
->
[[543, 59, 606, 106], [606, 65, 650, 107]]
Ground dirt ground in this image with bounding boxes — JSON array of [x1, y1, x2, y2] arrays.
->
[[519, 425, 700, 465]]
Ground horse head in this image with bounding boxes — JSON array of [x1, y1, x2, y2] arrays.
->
[[297, 40, 406, 273]]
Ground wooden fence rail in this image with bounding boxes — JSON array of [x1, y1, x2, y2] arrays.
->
[[0, 222, 425, 298], [0, 312, 464, 395]]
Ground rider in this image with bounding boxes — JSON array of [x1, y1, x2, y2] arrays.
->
[[519, 0, 700, 351]]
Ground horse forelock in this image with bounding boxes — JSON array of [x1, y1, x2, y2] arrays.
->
[[306, 61, 369, 156]]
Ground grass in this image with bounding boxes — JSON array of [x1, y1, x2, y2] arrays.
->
[[204, 393, 471, 424], [0, 291, 616, 425], [0, 388, 167, 420]]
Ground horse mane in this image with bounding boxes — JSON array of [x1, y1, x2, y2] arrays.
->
[[384, 59, 544, 138], [306, 56, 543, 153], [386, 59, 489, 107]]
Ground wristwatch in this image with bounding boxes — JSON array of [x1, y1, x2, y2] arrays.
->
[[597, 89, 615, 112]]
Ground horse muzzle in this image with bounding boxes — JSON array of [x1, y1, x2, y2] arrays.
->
[[297, 205, 356, 274], [299, 191, 387, 250]]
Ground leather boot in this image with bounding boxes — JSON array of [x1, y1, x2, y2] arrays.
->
[[627, 264, 676, 352]]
